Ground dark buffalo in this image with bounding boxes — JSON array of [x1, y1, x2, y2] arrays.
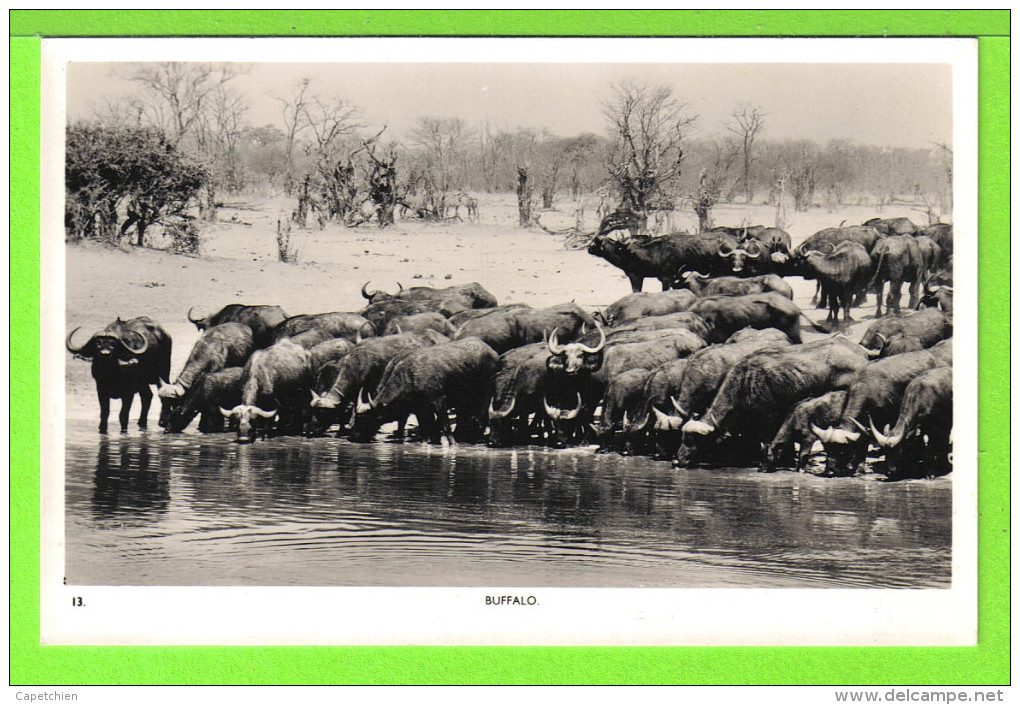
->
[[658, 328, 791, 432], [587, 231, 738, 292], [676, 272, 793, 300], [761, 391, 846, 473], [162, 367, 244, 434], [620, 357, 691, 458], [594, 368, 653, 453], [689, 292, 805, 343], [859, 309, 952, 357], [351, 338, 500, 444], [382, 311, 459, 337], [284, 328, 336, 350], [187, 304, 287, 349], [454, 303, 593, 354], [66, 316, 172, 433], [598, 289, 698, 326], [487, 343, 567, 447], [273, 312, 375, 344], [913, 235, 942, 280], [360, 281, 498, 311], [918, 261, 954, 314], [870, 366, 953, 479], [676, 337, 871, 468], [863, 217, 917, 236], [714, 226, 792, 274], [917, 223, 953, 267], [158, 322, 254, 401], [812, 348, 948, 477], [220, 339, 313, 443], [794, 241, 872, 329], [308, 330, 450, 431], [546, 328, 705, 445], [869, 235, 924, 316]]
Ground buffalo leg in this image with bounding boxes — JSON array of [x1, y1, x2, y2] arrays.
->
[[907, 277, 920, 310], [137, 385, 152, 429], [628, 274, 644, 293], [874, 281, 885, 317], [119, 393, 134, 433], [887, 280, 903, 315], [98, 394, 111, 434]]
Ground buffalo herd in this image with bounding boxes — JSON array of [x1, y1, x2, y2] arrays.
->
[[68, 216, 955, 480]]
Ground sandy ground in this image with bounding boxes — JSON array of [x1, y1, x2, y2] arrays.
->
[[63, 192, 905, 422]]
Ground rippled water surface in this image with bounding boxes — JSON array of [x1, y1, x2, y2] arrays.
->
[[65, 420, 951, 588]]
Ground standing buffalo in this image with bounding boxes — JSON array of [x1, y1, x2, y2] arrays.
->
[[812, 349, 948, 477], [794, 241, 873, 329], [66, 316, 172, 433], [187, 304, 287, 349], [350, 338, 500, 444], [870, 366, 953, 479], [587, 231, 738, 292], [162, 367, 244, 434], [220, 338, 313, 443], [487, 343, 562, 447], [676, 337, 871, 468], [869, 235, 924, 316], [917, 223, 953, 267], [761, 391, 847, 473]]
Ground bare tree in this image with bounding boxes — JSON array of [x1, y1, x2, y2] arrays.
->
[[408, 117, 473, 219], [274, 78, 312, 194], [725, 104, 766, 204], [129, 63, 239, 148], [301, 96, 363, 221]]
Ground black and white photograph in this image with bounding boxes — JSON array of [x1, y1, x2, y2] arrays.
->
[[41, 37, 977, 645]]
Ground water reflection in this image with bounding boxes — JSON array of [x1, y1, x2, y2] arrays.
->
[[64, 421, 952, 588]]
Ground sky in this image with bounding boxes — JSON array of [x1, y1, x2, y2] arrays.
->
[[66, 61, 953, 150]]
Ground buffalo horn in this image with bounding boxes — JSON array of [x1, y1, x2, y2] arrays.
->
[[394, 324, 402, 335], [670, 396, 688, 418], [219, 406, 236, 418], [717, 242, 735, 257], [682, 418, 715, 436], [65, 327, 89, 355], [849, 418, 869, 435], [254, 406, 278, 419], [546, 328, 566, 355], [869, 416, 902, 449], [356, 388, 374, 414], [360, 281, 376, 300], [121, 331, 150, 356], [488, 395, 516, 420], [745, 241, 763, 258], [578, 322, 606, 354], [811, 424, 834, 443], [652, 406, 684, 431], [187, 306, 204, 325]]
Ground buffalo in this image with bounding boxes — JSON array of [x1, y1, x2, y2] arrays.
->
[[677, 337, 871, 468], [587, 231, 738, 292], [360, 281, 498, 311], [761, 391, 846, 473], [812, 349, 949, 477], [598, 289, 698, 326], [689, 292, 806, 343], [220, 338, 313, 443], [794, 241, 872, 329], [859, 309, 952, 357], [917, 223, 953, 267], [382, 311, 459, 338], [350, 338, 500, 444], [676, 272, 793, 300], [273, 312, 375, 344], [66, 316, 172, 433], [870, 366, 953, 479], [862, 217, 917, 236], [869, 235, 924, 316], [158, 322, 254, 401], [162, 367, 244, 434], [187, 304, 287, 349]]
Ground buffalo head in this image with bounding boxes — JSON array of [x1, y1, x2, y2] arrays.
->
[[718, 239, 763, 274], [545, 323, 606, 375], [220, 404, 277, 443], [66, 324, 149, 362]]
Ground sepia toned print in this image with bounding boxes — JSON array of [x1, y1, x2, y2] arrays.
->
[[42, 37, 977, 645]]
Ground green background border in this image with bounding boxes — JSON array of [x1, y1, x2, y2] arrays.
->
[[10, 10, 1009, 685]]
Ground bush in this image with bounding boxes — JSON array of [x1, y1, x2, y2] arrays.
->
[[165, 217, 201, 256], [65, 122, 207, 247]]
